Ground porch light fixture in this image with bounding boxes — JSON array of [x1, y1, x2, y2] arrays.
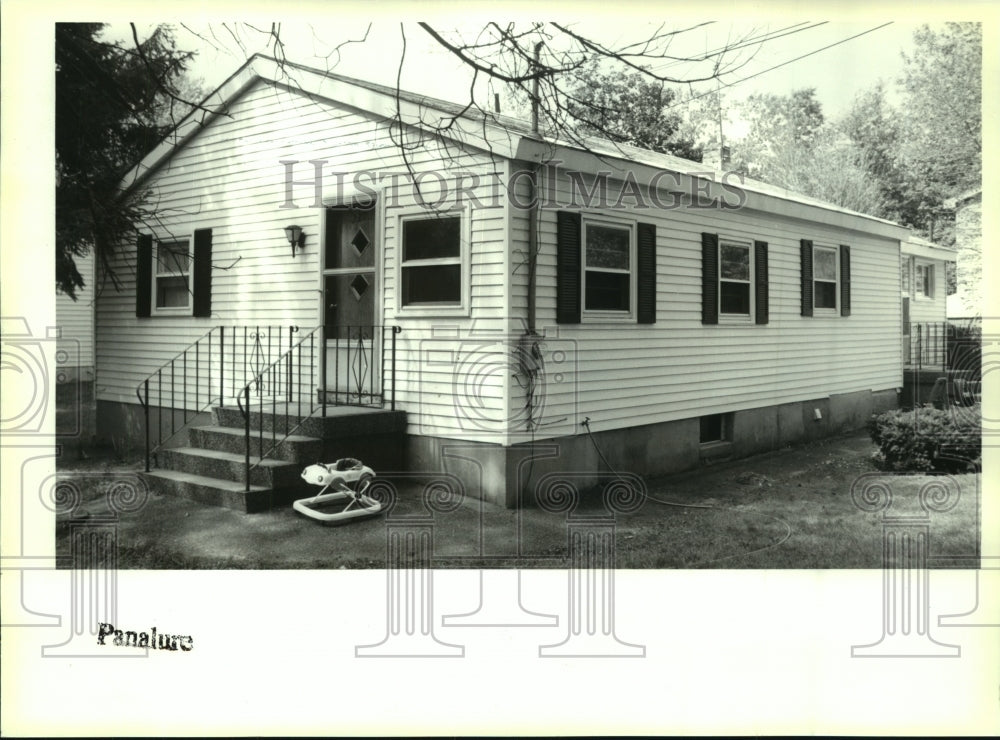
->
[[284, 224, 305, 256]]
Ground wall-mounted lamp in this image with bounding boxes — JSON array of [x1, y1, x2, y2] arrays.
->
[[284, 224, 305, 256]]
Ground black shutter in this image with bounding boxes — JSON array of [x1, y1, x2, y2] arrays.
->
[[701, 232, 719, 325], [840, 244, 851, 317], [193, 228, 213, 318], [556, 211, 581, 324], [754, 240, 769, 325], [800, 239, 813, 317], [637, 222, 656, 324], [902, 297, 910, 334], [135, 234, 152, 318]]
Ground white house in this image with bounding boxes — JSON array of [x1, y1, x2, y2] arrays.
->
[[97, 55, 911, 510], [899, 235, 956, 369]]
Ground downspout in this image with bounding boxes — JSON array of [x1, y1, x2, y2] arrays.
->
[[526, 40, 543, 335], [519, 42, 543, 442], [526, 166, 538, 333]]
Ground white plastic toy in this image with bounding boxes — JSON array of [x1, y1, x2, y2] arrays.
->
[[292, 458, 383, 524]]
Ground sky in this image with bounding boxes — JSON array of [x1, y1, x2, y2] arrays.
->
[[113, 17, 928, 130]]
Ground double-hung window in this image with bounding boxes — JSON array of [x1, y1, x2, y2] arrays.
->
[[915, 263, 934, 298], [799, 239, 850, 318], [136, 228, 213, 319], [720, 240, 752, 317], [398, 213, 465, 312], [154, 239, 191, 311], [583, 218, 634, 315], [812, 244, 839, 311], [701, 232, 768, 325], [556, 211, 656, 325]]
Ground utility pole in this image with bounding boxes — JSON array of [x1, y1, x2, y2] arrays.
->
[[715, 78, 726, 168]]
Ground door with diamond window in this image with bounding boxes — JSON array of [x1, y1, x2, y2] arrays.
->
[[323, 205, 379, 403]]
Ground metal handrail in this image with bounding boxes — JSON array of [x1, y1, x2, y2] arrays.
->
[[236, 324, 401, 493], [136, 324, 302, 473]]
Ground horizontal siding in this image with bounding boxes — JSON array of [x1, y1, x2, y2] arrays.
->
[[97, 79, 509, 443], [509, 168, 903, 437], [56, 251, 95, 371]]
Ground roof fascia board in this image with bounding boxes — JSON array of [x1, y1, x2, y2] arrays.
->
[[903, 241, 958, 261], [514, 139, 911, 242], [249, 56, 522, 160]]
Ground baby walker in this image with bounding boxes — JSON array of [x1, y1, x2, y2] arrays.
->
[[292, 458, 383, 524]]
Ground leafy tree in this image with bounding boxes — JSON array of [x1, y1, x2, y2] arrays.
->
[[840, 82, 910, 221], [56, 23, 199, 299], [898, 22, 981, 193], [893, 22, 981, 242], [729, 88, 824, 179], [565, 63, 702, 160], [725, 87, 893, 214]]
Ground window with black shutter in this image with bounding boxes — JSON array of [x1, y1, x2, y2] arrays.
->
[[754, 241, 769, 325], [556, 212, 655, 324], [801, 239, 850, 316], [702, 232, 767, 324], [138, 228, 213, 317]]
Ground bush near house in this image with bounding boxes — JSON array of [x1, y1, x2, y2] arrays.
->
[[868, 404, 981, 472]]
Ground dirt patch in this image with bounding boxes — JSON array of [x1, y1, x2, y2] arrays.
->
[[55, 431, 981, 569]]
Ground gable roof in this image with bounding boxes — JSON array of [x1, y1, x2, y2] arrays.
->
[[121, 54, 910, 241]]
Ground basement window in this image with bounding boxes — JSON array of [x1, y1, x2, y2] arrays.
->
[[700, 413, 731, 445]]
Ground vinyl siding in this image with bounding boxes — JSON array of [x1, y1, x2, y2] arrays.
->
[[508, 167, 903, 440], [96, 79, 509, 444], [56, 250, 95, 373], [902, 254, 949, 325]]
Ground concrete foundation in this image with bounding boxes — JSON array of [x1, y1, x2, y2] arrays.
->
[[56, 379, 96, 454], [406, 388, 900, 508], [103, 388, 899, 510]]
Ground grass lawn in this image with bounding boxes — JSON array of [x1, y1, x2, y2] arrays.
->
[[55, 431, 981, 569]]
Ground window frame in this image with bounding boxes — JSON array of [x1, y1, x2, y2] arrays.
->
[[699, 412, 732, 447], [812, 243, 840, 314], [718, 237, 754, 323], [915, 261, 934, 299], [581, 214, 636, 322], [394, 207, 471, 318], [151, 236, 193, 316], [901, 255, 912, 295]]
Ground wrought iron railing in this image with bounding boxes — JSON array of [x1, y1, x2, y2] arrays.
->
[[236, 324, 401, 492], [136, 325, 302, 472], [904, 322, 949, 369], [903, 318, 982, 374]]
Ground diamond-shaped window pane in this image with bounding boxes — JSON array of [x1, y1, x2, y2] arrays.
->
[[350, 274, 370, 301], [351, 228, 370, 255]]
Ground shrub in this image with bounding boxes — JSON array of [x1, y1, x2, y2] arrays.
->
[[868, 404, 981, 472]]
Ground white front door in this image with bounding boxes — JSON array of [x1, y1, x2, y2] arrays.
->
[[322, 205, 380, 404]]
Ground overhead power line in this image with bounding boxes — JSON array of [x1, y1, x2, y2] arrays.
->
[[666, 22, 895, 112]]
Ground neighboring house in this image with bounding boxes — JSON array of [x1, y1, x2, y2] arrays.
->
[[56, 250, 95, 383], [98, 55, 910, 510], [900, 235, 956, 369], [55, 249, 96, 445], [945, 188, 982, 318]]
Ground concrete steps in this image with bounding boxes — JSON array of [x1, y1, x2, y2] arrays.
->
[[187, 425, 323, 463], [143, 402, 406, 513], [158, 447, 304, 489], [141, 469, 287, 513]]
